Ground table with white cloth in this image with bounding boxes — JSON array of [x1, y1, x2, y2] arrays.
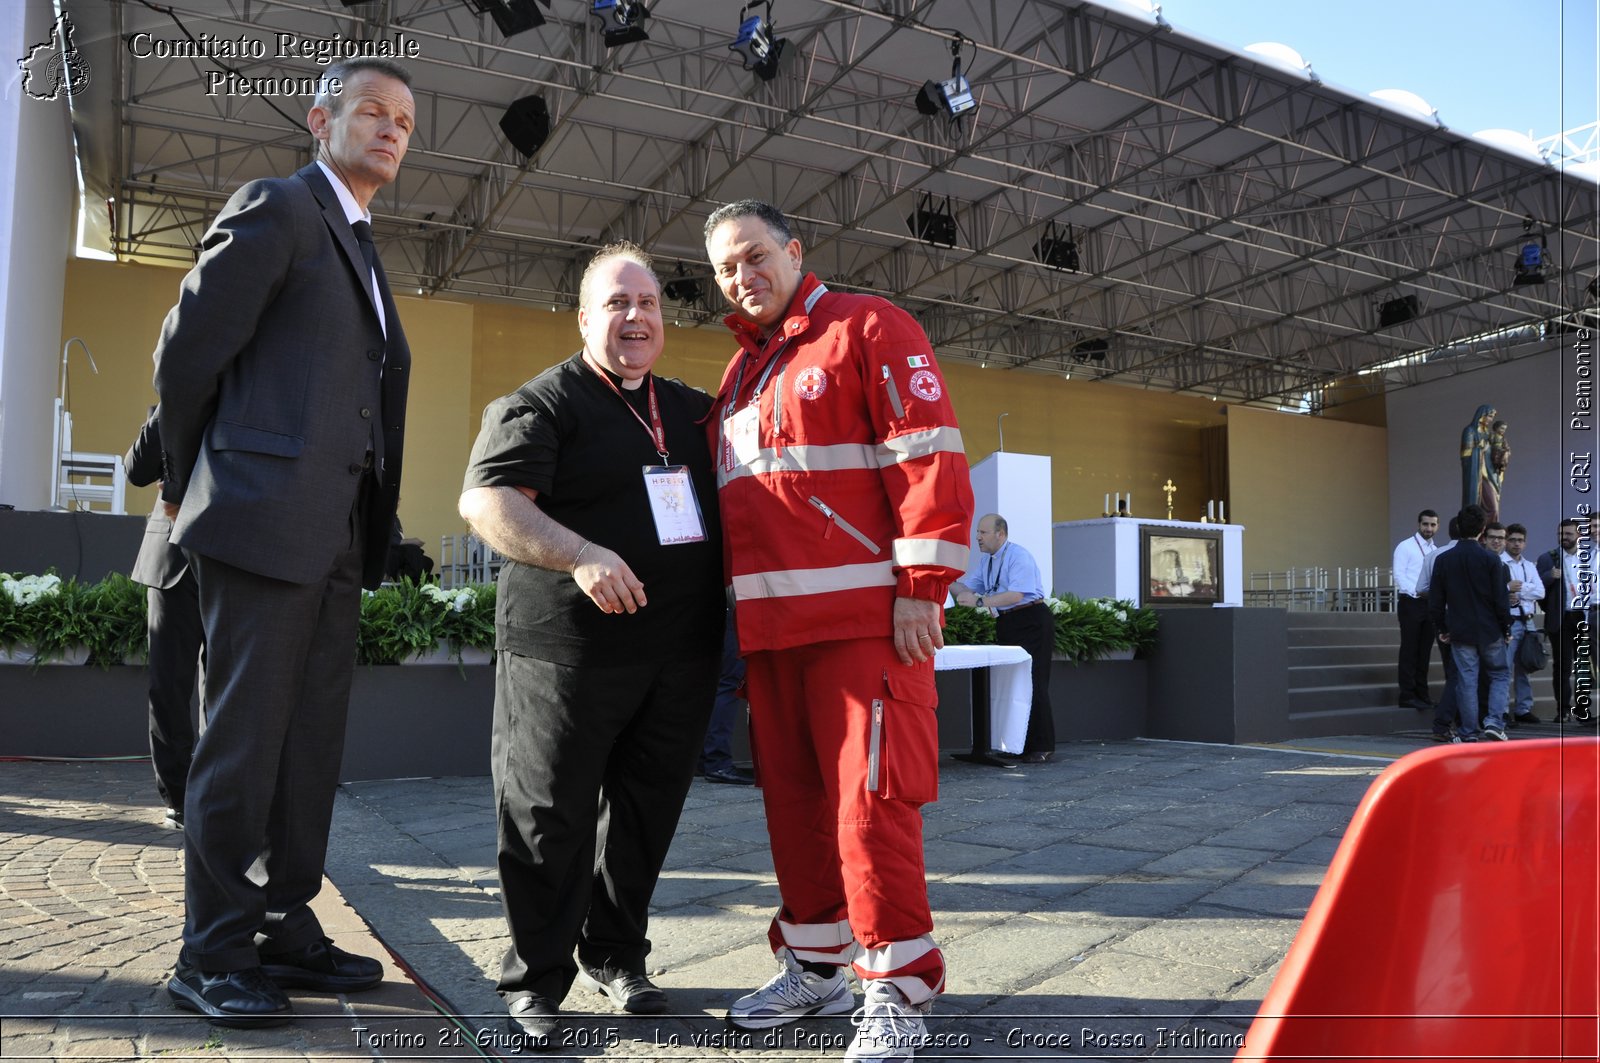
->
[[933, 643, 1034, 765]]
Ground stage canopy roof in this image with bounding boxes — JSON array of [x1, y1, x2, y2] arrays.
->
[[71, 0, 1600, 408]]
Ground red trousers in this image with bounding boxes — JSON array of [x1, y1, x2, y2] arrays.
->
[[744, 637, 945, 1004]]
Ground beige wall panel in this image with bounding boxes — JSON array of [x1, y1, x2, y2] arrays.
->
[[940, 364, 1227, 523], [1227, 404, 1390, 574], [388, 294, 474, 557]]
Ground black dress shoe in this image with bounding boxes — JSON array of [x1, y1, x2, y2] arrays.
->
[[1021, 751, 1054, 764], [259, 937, 382, 992], [703, 765, 755, 785], [168, 961, 292, 1028], [507, 993, 561, 1051], [575, 964, 669, 1014]]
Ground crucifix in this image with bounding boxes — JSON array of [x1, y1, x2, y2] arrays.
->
[[1162, 479, 1177, 520]]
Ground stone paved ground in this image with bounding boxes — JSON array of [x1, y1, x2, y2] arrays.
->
[[0, 739, 1407, 1061]]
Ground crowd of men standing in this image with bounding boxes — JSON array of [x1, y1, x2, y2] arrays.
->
[[1395, 504, 1598, 743]]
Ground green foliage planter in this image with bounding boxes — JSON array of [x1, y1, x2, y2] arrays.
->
[[941, 594, 1158, 663], [355, 581, 497, 665], [1, 571, 499, 668]]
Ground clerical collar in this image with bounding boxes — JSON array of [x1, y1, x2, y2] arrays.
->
[[585, 354, 647, 391]]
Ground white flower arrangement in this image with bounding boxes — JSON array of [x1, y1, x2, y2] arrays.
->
[[1, 573, 62, 606], [420, 583, 476, 613]]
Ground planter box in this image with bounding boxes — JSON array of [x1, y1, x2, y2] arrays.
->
[[1, 662, 150, 757], [339, 665, 495, 781], [5, 652, 1148, 777], [0, 658, 496, 783], [934, 654, 1147, 749], [1047, 656, 1146, 740]]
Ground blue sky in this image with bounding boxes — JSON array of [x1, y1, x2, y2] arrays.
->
[[1159, 0, 1598, 146]]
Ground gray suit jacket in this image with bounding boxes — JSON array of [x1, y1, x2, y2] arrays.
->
[[124, 410, 188, 590], [152, 164, 409, 588]]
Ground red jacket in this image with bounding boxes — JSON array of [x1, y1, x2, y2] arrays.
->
[[709, 274, 974, 653]]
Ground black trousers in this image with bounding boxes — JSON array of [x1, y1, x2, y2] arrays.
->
[[996, 602, 1056, 754], [493, 649, 717, 1003], [146, 566, 204, 810], [182, 542, 364, 971], [1396, 596, 1435, 701]]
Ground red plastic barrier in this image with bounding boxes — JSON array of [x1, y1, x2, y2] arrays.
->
[[1240, 738, 1598, 1063]]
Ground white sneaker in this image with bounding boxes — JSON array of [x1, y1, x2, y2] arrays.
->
[[727, 952, 854, 1030], [844, 979, 931, 1062]]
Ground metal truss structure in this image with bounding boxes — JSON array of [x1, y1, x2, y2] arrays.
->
[[70, 0, 1600, 407]]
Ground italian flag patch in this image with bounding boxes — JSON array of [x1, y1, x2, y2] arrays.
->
[[907, 355, 930, 368]]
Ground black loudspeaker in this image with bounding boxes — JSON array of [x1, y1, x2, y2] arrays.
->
[[1378, 294, 1419, 328], [499, 95, 551, 158]]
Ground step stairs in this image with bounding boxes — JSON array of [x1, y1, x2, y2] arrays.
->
[[1284, 612, 1555, 738]]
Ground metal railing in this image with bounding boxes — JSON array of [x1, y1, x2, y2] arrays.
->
[[439, 533, 504, 588], [1246, 567, 1395, 612]]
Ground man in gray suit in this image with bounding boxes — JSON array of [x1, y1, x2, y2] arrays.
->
[[151, 57, 415, 1027], [124, 409, 202, 830]]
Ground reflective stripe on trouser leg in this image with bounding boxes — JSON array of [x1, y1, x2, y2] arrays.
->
[[855, 934, 944, 1005]]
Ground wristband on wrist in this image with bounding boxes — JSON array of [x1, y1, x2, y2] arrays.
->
[[572, 540, 593, 572]]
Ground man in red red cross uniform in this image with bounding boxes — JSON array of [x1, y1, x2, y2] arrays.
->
[[703, 200, 973, 1063]]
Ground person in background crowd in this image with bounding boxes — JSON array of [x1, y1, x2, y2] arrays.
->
[[1429, 505, 1511, 743], [1501, 524, 1543, 726], [124, 408, 202, 831], [1393, 509, 1439, 711]]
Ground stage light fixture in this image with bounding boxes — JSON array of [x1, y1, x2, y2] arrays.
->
[[906, 193, 958, 249], [592, 0, 650, 47], [1377, 294, 1420, 328], [914, 34, 977, 120], [1071, 337, 1108, 362], [730, 1, 788, 81], [663, 265, 705, 304], [462, 0, 549, 37], [499, 95, 552, 158], [1032, 220, 1080, 272]]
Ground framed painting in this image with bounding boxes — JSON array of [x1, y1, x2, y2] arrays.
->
[[1140, 526, 1223, 606]]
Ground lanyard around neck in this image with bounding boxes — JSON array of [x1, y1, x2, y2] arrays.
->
[[582, 353, 668, 462]]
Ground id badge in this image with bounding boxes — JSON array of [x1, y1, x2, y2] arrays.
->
[[723, 405, 760, 470], [642, 465, 707, 545]]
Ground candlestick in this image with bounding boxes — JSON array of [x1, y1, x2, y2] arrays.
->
[[1219, 500, 1226, 523], [1104, 493, 1110, 515]]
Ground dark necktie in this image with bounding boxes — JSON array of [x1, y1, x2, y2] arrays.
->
[[351, 219, 381, 308]]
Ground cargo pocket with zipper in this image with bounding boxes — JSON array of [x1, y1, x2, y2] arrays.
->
[[866, 666, 939, 805]]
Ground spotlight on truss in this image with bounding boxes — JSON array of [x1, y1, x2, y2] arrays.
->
[[1377, 294, 1420, 328], [1032, 220, 1080, 272], [663, 265, 705, 304], [730, 1, 788, 81], [914, 34, 977, 120], [906, 193, 958, 249], [461, 0, 549, 37], [1071, 337, 1109, 362], [592, 0, 649, 47]]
